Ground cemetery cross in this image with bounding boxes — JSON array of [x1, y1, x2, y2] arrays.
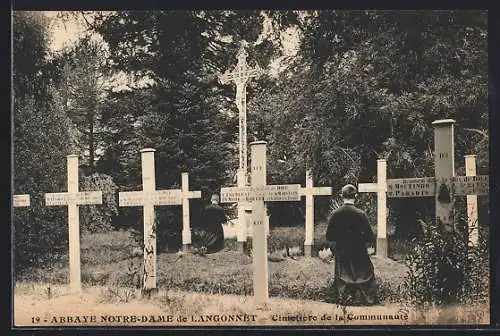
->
[[45, 154, 103, 293], [118, 148, 200, 294], [299, 170, 332, 257], [221, 141, 302, 308]]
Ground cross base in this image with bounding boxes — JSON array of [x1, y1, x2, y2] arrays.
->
[[69, 283, 82, 295], [376, 238, 388, 258], [254, 302, 271, 311], [182, 244, 191, 253], [304, 244, 313, 257], [141, 287, 159, 298]]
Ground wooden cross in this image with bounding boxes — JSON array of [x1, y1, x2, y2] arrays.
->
[[358, 159, 389, 258], [299, 170, 332, 257], [221, 141, 302, 307], [459, 154, 488, 247], [180, 172, 202, 251], [119, 148, 200, 293], [465, 154, 479, 246], [219, 42, 265, 252], [359, 120, 489, 256], [13, 194, 30, 207], [45, 155, 103, 293]]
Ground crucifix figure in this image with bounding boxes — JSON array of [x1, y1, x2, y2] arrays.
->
[[219, 41, 265, 176], [219, 41, 265, 252]]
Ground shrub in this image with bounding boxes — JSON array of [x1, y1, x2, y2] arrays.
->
[[400, 218, 489, 306], [80, 173, 119, 233]]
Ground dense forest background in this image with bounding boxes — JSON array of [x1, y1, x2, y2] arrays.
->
[[12, 10, 489, 269]]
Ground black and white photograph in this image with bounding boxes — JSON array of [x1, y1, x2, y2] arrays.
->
[[11, 10, 490, 327]]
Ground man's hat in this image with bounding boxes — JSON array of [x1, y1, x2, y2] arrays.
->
[[341, 184, 357, 199]]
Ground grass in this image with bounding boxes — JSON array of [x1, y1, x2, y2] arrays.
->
[[14, 225, 491, 326], [15, 226, 411, 305], [268, 222, 330, 253]]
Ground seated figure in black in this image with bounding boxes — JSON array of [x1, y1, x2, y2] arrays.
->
[[192, 193, 226, 254]]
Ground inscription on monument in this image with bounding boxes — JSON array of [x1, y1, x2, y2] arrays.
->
[[221, 185, 301, 202], [453, 175, 489, 196], [387, 177, 435, 198]]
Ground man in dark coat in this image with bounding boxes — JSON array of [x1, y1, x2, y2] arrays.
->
[[326, 184, 378, 305], [192, 193, 227, 253]]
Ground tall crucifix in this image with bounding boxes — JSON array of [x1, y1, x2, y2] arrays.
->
[[219, 41, 265, 252]]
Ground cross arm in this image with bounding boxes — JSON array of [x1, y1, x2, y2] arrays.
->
[[119, 190, 183, 207], [299, 187, 332, 196], [218, 72, 233, 85], [183, 190, 202, 199], [13, 194, 30, 207], [46, 191, 102, 206], [358, 183, 378, 193]]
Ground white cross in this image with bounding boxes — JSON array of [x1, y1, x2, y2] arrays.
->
[[180, 172, 202, 250], [299, 170, 332, 257], [221, 141, 301, 307], [460, 155, 488, 247], [358, 159, 388, 258], [45, 155, 103, 293], [119, 148, 200, 293]]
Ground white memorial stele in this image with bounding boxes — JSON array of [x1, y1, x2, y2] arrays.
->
[[118, 148, 201, 293], [45, 154, 103, 293]]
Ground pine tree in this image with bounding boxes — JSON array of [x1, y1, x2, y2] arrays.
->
[[13, 12, 73, 271]]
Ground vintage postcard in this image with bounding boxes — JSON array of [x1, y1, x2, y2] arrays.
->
[[12, 10, 490, 327]]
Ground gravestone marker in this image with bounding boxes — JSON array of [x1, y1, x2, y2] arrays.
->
[[299, 170, 332, 257], [45, 154, 103, 293], [221, 141, 301, 307], [358, 159, 388, 258], [181, 172, 202, 251], [465, 155, 479, 246], [13, 194, 30, 207], [119, 148, 200, 292], [457, 155, 488, 247]]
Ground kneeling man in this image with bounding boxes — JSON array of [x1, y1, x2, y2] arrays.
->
[[192, 193, 227, 254], [326, 184, 378, 305]]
